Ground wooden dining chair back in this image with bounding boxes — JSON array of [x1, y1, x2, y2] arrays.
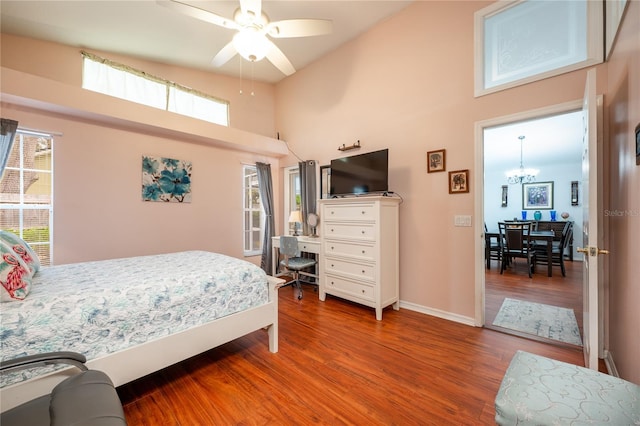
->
[[484, 223, 502, 269], [534, 221, 573, 276], [498, 222, 536, 278]]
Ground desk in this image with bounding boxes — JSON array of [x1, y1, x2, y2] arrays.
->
[[271, 236, 321, 285], [486, 230, 555, 277]]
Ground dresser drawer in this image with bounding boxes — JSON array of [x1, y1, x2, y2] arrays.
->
[[323, 203, 375, 221], [325, 257, 375, 281], [324, 241, 375, 261], [324, 223, 375, 241], [325, 274, 374, 301]]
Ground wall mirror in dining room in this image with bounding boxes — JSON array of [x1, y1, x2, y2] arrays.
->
[[482, 109, 585, 347]]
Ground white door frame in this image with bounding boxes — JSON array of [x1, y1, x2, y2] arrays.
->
[[473, 99, 584, 326]]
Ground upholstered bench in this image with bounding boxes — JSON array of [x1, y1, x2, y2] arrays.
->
[[495, 350, 640, 425]]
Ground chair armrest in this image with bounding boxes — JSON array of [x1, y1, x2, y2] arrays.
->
[[0, 351, 88, 374]]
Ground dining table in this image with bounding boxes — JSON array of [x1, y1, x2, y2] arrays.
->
[[485, 228, 556, 277]]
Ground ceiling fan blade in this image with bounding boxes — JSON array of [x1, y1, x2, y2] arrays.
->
[[267, 19, 333, 38], [211, 41, 238, 67], [157, 0, 240, 30], [239, 0, 262, 21], [264, 40, 295, 76]]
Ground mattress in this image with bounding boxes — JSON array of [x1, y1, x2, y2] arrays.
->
[[0, 251, 268, 387]]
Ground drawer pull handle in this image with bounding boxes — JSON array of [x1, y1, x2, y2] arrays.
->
[[362, 211, 365, 214], [361, 289, 365, 293], [331, 264, 334, 267], [362, 270, 365, 274], [361, 230, 365, 234], [362, 250, 365, 254], [331, 246, 334, 250]]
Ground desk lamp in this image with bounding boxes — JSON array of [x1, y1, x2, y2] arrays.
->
[[289, 210, 302, 236]]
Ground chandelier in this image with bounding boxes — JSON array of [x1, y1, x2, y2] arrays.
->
[[505, 135, 539, 184]]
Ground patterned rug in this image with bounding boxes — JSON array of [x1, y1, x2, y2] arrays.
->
[[493, 298, 583, 346]]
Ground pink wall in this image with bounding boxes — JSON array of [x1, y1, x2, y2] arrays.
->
[[603, 0, 640, 383], [275, 0, 639, 381], [276, 1, 604, 319], [1, 34, 283, 266]]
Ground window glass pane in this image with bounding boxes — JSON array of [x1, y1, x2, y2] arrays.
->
[[168, 87, 229, 126], [83, 58, 166, 109], [476, 0, 601, 96], [0, 132, 53, 266], [252, 230, 261, 249]]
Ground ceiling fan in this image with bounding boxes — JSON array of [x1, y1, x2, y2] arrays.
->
[[158, 0, 333, 76]]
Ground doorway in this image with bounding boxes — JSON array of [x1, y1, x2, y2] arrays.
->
[[475, 103, 585, 346]]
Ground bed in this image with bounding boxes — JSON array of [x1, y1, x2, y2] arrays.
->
[[0, 249, 283, 411]]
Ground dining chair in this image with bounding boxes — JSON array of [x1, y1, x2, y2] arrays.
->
[[484, 223, 502, 269], [533, 221, 573, 276], [498, 221, 536, 278]]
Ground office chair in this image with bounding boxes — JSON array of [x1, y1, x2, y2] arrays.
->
[[279, 235, 317, 300], [0, 351, 127, 426]]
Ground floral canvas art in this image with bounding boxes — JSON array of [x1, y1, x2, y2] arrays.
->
[[142, 156, 192, 203]]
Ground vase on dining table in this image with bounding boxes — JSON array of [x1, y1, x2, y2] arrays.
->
[[521, 211, 527, 220], [550, 210, 557, 221], [534, 210, 542, 221]]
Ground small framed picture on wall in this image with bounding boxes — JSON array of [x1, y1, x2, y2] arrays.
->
[[448, 169, 469, 194], [427, 149, 446, 173]]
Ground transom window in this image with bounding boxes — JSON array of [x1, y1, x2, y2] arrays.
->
[[0, 130, 54, 266], [474, 0, 603, 96], [82, 52, 230, 126]]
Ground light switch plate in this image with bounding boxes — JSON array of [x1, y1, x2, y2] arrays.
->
[[454, 215, 472, 227]]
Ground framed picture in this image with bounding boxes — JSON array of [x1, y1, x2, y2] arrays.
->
[[522, 181, 554, 209], [448, 169, 469, 194], [320, 165, 331, 199], [427, 149, 446, 173]]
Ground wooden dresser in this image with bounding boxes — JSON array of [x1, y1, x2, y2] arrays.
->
[[318, 196, 400, 320]]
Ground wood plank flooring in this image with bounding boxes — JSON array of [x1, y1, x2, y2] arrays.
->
[[118, 282, 589, 425]]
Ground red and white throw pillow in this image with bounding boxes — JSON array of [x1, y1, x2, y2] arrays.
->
[[0, 230, 41, 275], [0, 240, 33, 302]]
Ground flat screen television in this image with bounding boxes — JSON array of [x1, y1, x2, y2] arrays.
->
[[330, 149, 389, 196]]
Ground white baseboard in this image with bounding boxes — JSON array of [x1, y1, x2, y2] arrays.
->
[[399, 300, 477, 327], [603, 349, 619, 377]]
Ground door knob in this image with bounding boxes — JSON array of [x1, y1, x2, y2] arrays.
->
[[577, 247, 610, 256]]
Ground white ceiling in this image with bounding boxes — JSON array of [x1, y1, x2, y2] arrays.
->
[[0, 0, 413, 84], [484, 110, 584, 172]]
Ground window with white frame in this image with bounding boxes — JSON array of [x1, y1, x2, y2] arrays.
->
[[284, 166, 301, 235], [0, 130, 54, 266], [243, 165, 263, 256], [474, 0, 603, 96], [82, 52, 230, 126]]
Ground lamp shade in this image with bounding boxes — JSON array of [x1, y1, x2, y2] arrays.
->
[[288, 210, 302, 224]]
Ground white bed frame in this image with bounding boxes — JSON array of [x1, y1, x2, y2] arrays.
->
[[0, 275, 283, 412]]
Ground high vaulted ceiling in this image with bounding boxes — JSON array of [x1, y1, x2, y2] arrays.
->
[[0, 0, 413, 84]]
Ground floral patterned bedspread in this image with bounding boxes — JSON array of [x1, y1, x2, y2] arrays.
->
[[0, 251, 268, 387]]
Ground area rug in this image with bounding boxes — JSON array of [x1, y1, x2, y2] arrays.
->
[[493, 298, 583, 346]]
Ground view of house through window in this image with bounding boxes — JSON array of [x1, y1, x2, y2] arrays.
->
[[0, 130, 54, 266], [243, 165, 263, 256]]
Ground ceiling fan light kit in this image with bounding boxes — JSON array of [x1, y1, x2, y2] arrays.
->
[[159, 0, 332, 76]]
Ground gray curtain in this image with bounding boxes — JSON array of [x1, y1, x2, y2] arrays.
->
[[256, 162, 275, 275], [0, 119, 19, 177], [298, 160, 317, 236]]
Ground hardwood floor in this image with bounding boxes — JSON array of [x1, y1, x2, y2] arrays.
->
[[118, 283, 588, 425], [485, 256, 584, 346]]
